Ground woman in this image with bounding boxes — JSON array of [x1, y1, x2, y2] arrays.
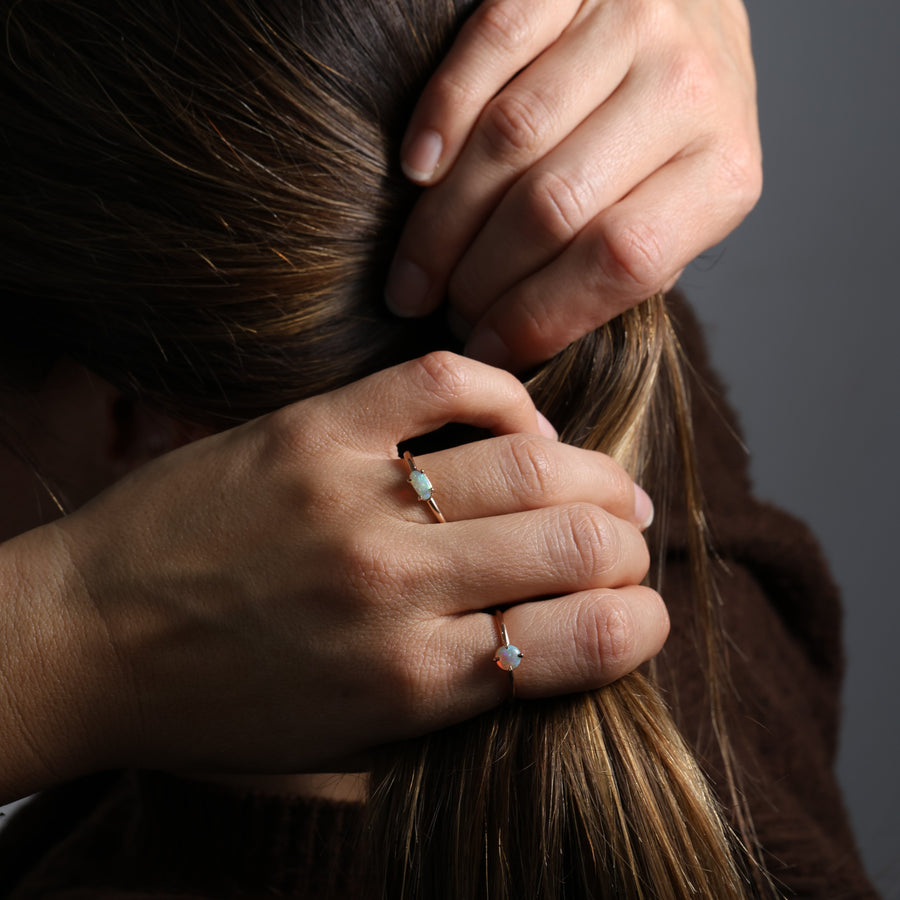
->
[[0, 0, 874, 898], [0, 0, 761, 807]]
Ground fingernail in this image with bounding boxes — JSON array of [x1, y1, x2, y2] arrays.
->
[[402, 129, 443, 183], [385, 258, 430, 316], [464, 327, 511, 369], [634, 485, 655, 530], [536, 412, 558, 440]]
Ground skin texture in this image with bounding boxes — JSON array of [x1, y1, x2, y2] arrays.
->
[[387, 0, 761, 370], [0, 354, 664, 804]]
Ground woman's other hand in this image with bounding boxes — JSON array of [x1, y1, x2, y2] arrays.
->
[[386, 0, 761, 370], [2, 354, 664, 795]]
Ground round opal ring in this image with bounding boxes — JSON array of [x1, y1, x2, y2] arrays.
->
[[493, 611, 523, 697], [403, 451, 446, 523]]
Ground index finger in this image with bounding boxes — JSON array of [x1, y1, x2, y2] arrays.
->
[[401, 0, 579, 184], [303, 351, 558, 451]]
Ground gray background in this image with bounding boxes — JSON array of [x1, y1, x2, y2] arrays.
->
[[684, 2, 899, 894]]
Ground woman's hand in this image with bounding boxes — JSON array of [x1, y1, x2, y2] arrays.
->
[[5, 354, 664, 794], [386, 0, 761, 370]]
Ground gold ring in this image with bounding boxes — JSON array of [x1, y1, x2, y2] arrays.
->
[[493, 610, 523, 697], [403, 451, 446, 523]]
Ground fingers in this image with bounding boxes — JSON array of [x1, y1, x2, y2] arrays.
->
[[409, 434, 652, 528], [425, 586, 668, 719], [399, 0, 582, 184], [389, 0, 762, 371], [446, 68, 691, 326], [300, 351, 557, 450], [463, 146, 762, 370], [388, 1, 634, 317]]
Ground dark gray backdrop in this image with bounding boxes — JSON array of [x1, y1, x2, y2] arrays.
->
[[683, 2, 900, 894]]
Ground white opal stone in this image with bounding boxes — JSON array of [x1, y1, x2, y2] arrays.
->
[[409, 469, 433, 501], [495, 645, 523, 671]]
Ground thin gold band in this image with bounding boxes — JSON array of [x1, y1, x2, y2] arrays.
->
[[492, 610, 523, 698], [403, 451, 446, 524]]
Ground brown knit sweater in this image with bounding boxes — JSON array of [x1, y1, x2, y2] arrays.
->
[[0, 300, 879, 899]]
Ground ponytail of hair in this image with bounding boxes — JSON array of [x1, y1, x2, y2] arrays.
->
[[367, 299, 771, 899]]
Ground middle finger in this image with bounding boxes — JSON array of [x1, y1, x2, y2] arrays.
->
[[405, 433, 652, 529]]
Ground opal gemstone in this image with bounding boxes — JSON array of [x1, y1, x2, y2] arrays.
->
[[409, 469, 434, 501], [495, 645, 523, 671]]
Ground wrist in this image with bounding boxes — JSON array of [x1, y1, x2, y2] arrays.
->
[[0, 522, 131, 802]]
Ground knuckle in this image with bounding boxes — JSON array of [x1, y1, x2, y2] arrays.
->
[[475, 0, 534, 57], [260, 404, 323, 464], [390, 626, 448, 716], [618, 0, 658, 37], [411, 350, 471, 404], [520, 170, 588, 245], [502, 434, 559, 505], [664, 48, 718, 112], [383, 644, 426, 717], [714, 140, 763, 212], [482, 90, 545, 159], [260, 407, 300, 459], [508, 290, 557, 353], [591, 595, 637, 675], [337, 527, 436, 614], [338, 533, 397, 610], [570, 594, 636, 682], [429, 68, 482, 116], [598, 218, 667, 296], [557, 503, 622, 583]]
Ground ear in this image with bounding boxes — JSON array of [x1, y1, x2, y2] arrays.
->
[[108, 392, 208, 476], [27, 358, 210, 508]]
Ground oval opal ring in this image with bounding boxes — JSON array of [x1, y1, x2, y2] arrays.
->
[[493, 610, 523, 698], [403, 451, 446, 523]]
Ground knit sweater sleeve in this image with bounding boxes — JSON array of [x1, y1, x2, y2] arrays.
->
[[0, 770, 368, 899]]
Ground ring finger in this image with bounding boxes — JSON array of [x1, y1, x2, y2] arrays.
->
[[406, 503, 651, 614]]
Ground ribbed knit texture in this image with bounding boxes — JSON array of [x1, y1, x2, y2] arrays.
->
[[0, 771, 365, 898]]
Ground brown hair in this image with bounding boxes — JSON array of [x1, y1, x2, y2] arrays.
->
[[1, 1, 773, 896]]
